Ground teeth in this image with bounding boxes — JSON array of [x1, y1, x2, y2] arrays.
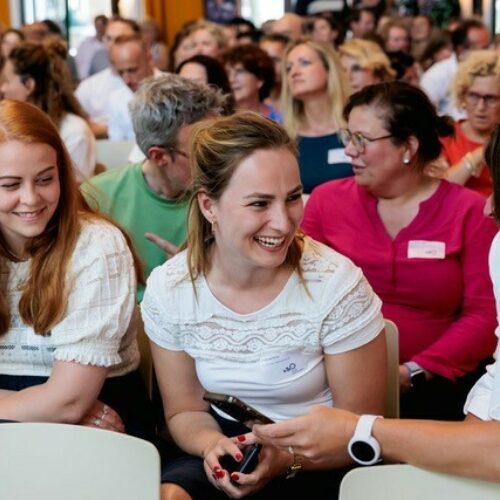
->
[[255, 236, 285, 247], [15, 210, 42, 217]]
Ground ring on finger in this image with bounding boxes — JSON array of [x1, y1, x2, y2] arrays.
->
[[288, 445, 294, 455], [102, 405, 108, 417], [93, 417, 102, 427]]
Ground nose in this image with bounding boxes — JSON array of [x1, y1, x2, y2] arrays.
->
[[343, 137, 358, 159], [19, 183, 40, 206], [269, 202, 295, 233]]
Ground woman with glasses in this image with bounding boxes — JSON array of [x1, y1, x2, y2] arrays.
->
[[302, 81, 498, 420], [441, 50, 500, 196], [282, 39, 352, 194]]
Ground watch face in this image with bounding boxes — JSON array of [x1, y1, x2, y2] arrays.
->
[[351, 440, 376, 462]]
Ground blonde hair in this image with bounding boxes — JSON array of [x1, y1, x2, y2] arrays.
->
[[281, 38, 349, 139], [191, 20, 228, 54], [0, 100, 140, 336], [339, 39, 396, 82], [186, 111, 304, 283], [453, 50, 500, 108]]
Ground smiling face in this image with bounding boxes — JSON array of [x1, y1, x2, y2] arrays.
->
[[0, 140, 60, 257], [341, 54, 378, 94], [463, 75, 500, 135], [200, 147, 303, 274], [192, 28, 220, 58], [344, 105, 409, 193], [286, 43, 329, 100]]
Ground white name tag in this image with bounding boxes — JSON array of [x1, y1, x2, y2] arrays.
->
[[407, 240, 446, 259], [328, 148, 350, 165], [259, 351, 306, 383]]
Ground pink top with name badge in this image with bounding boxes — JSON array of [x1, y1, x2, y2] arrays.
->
[[302, 178, 498, 380]]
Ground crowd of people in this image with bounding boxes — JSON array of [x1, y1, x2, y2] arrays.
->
[[0, 5, 499, 500]]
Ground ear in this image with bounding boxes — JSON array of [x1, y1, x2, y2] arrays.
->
[[24, 77, 36, 97], [197, 190, 217, 223], [405, 135, 419, 160], [147, 146, 169, 165]]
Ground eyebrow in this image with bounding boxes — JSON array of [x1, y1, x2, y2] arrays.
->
[[0, 165, 56, 180], [243, 185, 303, 199]]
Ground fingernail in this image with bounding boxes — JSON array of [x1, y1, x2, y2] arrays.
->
[[213, 465, 221, 472], [236, 435, 246, 442], [231, 473, 239, 482], [235, 452, 242, 461], [216, 469, 225, 479]]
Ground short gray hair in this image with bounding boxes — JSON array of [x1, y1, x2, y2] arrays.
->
[[129, 74, 228, 156]]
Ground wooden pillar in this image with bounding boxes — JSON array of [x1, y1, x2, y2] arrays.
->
[[145, 0, 203, 45], [0, 1, 10, 29]]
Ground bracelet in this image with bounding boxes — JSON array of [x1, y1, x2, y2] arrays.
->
[[463, 153, 478, 177], [285, 446, 302, 479]]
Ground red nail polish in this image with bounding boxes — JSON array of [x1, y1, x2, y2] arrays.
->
[[236, 435, 246, 442], [231, 473, 239, 482], [216, 469, 225, 479], [235, 452, 242, 461]]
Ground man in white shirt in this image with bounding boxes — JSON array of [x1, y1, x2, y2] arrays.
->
[[75, 17, 140, 138], [75, 15, 108, 80], [421, 19, 490, 119], [107, 34, 163, 141]]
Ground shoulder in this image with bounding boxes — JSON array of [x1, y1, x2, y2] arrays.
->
[[76, 68, 111, 91], [440, 180, 488, 211], [60, 113, 91, 134], [85, 163, 140, 191], [309, 177, 357, 205], [73, 218, 130, 259]]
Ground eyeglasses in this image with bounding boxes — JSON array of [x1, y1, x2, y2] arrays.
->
[[464, 91, 500, 108], [339, 128, 393, 154], [168, 147, 190, 160]]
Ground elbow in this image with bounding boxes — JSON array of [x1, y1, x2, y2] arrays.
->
[[56, 399, 94, 424]]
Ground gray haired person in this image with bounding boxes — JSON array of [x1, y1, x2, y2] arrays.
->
[[81, 74, 228, 300]]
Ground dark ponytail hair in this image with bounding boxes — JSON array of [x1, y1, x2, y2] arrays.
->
[[343, 81, 454, 170]]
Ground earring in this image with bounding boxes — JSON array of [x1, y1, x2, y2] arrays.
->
[[211, 219, 216, 233], [403, 154, 411, 165]]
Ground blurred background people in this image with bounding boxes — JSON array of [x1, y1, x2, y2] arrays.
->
[[75, 14, 108, 80], [140, 19, 168, 72]]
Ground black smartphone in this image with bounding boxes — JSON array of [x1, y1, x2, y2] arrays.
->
[[203, 391, 274, 425], [219, 443, 262, 475]]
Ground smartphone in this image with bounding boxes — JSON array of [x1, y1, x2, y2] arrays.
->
[[219, 444, 262, 475], [203, 391, 274, 425]]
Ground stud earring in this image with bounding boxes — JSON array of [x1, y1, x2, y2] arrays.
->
[[403, 154, 411, 165]]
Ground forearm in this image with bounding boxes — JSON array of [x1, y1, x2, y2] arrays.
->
[[445, 149, 484, 186], [0, 382, 95, 423], [168, 410, 226, 458], [375, 418, 500, 481]]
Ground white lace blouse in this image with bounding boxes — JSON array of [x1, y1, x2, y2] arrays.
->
[[0, 219, 140, 378], [142, 238, 383, 421]]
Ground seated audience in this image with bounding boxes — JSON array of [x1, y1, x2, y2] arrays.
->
[[310, 14, 344, 47], [168, 25, 197, 72], [190, 21, 228, 59], [75, 17, 139, 138], [176, 54, 234, 114], [259, 33, 289, 113], [441, 50, 500, 196], [271, 13, 304, 40], [421, 19, 491, 120], [381, 19, 411, 53], [107, 33, 162, 141], [0, 99, 153, 441], [75, 15, 108, 80], [386, 50, 420, 86], [282, 39, 352, 193], [410, 14, 434, 61], [418, 31, 453, 72], [142, 111, 386, 500], [302, 81, 498, 420], [339, 39, 395, 94], [82, 75, 227, 301], [348, 8, 377, 40], [0, 29, 24, 59], [141, 19, 169, 72], [1, 39, 95, 182], [253, 125, 500, 483], [221, 44, 280, 121]]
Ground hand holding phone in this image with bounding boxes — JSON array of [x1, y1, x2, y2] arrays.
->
[[219, 443, 262, 476]]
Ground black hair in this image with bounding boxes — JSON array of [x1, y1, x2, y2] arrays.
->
[[485, 125, 500, 220]]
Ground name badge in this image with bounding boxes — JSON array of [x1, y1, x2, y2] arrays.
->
[[328, 148, 350, 165], [259, 351, 306, 383], [408, 240, 445, 259]]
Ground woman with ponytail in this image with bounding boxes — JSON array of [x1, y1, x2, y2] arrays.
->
[[0, 100, 154, 441], [0, 38, 95, 182], [302, 81, 498, 420]]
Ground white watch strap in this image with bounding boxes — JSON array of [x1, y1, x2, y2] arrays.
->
[[353, 414, 382, 440]]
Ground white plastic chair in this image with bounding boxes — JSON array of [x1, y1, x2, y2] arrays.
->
[[384, 319, 400, 418], [339, 464, 500, 499], [0, 422, 160, 500], [95, 139, 135, 170]]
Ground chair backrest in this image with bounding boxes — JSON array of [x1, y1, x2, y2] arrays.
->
[[339, 464, 500, 499], [384, 319, 400, 418], [0, 423, 160, 500], [95, 139, 135, 170]]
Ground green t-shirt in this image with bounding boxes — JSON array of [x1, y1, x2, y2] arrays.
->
[[81, 163, 189, 301]]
